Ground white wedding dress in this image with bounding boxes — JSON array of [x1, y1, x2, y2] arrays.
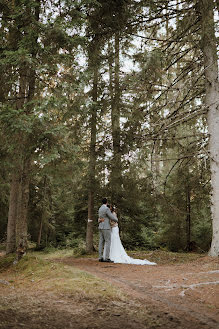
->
[[104, 225, 156, 266]]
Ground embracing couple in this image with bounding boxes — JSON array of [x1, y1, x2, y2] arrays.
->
[[98, 198, 117, 263], [98, 198, 157, 265]]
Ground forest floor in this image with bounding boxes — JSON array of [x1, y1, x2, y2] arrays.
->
[[0, 250, 218, 329]]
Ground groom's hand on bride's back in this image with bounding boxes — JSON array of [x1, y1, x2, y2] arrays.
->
[[98, 218, 104, 223]]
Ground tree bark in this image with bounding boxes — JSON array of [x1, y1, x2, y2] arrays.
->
[[186, 185, 191, 251], [16, 157, 31, 249], [86, 36, 99, 253], [111, 32, 122, 206], [6, 173, 19, 254], [37, 218, 43, 248], [199, 0, 219, 256], [37, 176, 47, 248], [6, 1, 40, 253]]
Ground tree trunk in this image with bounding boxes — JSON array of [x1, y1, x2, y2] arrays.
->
[[86, 190, 94, 252], [111, 32, 122, 206], [199, 0, 219, 256], [186, 185, 191, 251], [6, 172, 19, 254], [37, 176, 47, 248], [37, 218, 43, 247], [6, 1, 40, 254], [86, 36, 99, 253], [16, 157, 31, 249], [150, 140, 160, 190]]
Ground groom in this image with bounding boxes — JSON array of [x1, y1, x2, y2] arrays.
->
[[98, 197, 118, 263]]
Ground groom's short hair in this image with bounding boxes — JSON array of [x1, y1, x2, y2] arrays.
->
[[102, 198, 107, 204]]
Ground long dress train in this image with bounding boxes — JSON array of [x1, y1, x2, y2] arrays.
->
[[104, 226, 156, 265]]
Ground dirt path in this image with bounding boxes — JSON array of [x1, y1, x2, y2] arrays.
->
[[0, 252, 218, 329], [59, 255, 219, 329]]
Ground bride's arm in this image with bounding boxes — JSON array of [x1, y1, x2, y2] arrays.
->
[[106, 207, 118, 222]]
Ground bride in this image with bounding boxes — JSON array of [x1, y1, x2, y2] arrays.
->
[[104, 206, 156, 265]]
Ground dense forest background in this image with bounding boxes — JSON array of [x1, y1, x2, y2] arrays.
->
[[0, 0, 218, 254]]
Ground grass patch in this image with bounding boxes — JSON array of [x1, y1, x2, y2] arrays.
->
[[0, 253, 123, 301], [128, 249, 205, 264], [35, 248, 205, 265], [0, 254, 15, 272], [0, 252, 163, 329], [33, 248, 75, 260], [32, 247, 95, 259], [0, 249, 213, 329]]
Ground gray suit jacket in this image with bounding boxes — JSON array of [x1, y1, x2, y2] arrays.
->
[[98, 205, 118, 230]]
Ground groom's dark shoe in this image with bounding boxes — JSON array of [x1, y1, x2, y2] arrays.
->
[[104, 259, 114, 263], [99, 258, 104, 262]]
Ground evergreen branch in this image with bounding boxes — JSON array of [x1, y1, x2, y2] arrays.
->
[[132, 7, 193, 26], [137, 134, 209, 141], [127, 25, 200, 45], [170, 61, 203, 87], [161, 87, 205, 124], [6, 96, 29, 102], [165, 47, 197, 71], [164, 20, 200, 51], [142, 153, 207, 162], [159, 107, 207, 133], [164, 158, 182, 195], [127, 33, 172, 42], [151, 65, 204, 108]]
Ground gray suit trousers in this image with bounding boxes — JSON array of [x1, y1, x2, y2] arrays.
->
[[99, 229, 111, 259]]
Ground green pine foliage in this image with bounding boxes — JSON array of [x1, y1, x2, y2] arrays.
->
[[0, 0, 215, 253]]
